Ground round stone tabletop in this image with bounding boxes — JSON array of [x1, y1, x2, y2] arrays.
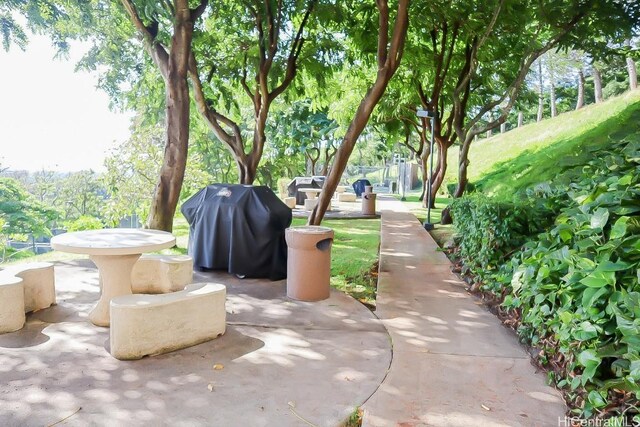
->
[[51, 228, 176, 256]]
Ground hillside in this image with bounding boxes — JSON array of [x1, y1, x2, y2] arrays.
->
[[445, 90, 640, 198]]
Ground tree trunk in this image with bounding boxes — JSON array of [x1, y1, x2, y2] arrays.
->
[[518, 111, 523, 127], [440, 136, 468, 225], [550, 81, 557, 117], [418, 144, 430, 204], [145, 3, 198, 232], [307, 0, 409, 225], [537, 60, 544, 122], [575, 69, 585, 110], [428, 142, 448, 208], [627, 57, 638, 90], [593, 65, 603, 103], [453, 136, 472, 199]]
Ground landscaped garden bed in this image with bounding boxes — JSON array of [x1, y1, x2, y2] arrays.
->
[[444, 123, 640, 421]]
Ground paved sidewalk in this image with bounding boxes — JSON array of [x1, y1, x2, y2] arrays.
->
[[362, 206, 566, 426], [0, 261, 390, 426]]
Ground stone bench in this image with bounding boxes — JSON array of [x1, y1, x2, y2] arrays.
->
[[131, 254, 193, 294], [338, 193, 357, 202], [109, 282, 227, 360], [304, 199, 332, 211], [283, 197, 296, 209], [0, 276, 26, 334], [2, 262, 56, 313]]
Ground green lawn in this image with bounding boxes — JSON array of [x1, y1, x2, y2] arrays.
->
[[291, 218, 380, 307], [3, 214, 382, 307], [162, 215, 382, 307], [395, 193, 455, 247], [445, 89, 640, 196]]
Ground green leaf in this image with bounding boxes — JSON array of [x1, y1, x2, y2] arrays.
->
[[610, 216, 629, 240], [587, 390, 607, 408], [580, 270, 616, 288], [590, 208, 609, 230], [582, 287, 607, 309], [574, 321, 598, 341]]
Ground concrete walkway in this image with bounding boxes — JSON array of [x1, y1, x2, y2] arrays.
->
[[362, 205, 567, 426]]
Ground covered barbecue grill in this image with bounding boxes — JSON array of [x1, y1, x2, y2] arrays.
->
[[352, 179, 372, 197], [287, 176, 326, 205], [181, 184, 292, 280]]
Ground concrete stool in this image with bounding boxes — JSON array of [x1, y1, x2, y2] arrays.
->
[[131, 254, 193, 294], [304, 198, 318, 211], [0, 276, 26, 333], [110, 282, 227, 360], [338, 193, 357, 202], [283, 197, 296, 209], [336, 185, 348, 194], [3, 262, 56, 313]]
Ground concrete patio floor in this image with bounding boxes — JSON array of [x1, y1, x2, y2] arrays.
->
[[0, 261, 391, 426]]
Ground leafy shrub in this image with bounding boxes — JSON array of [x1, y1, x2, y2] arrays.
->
[[64, 215, 104, 232], [450, 195, 555, 287], [501, 135, 640, 418], [446, 182, 475, 197]]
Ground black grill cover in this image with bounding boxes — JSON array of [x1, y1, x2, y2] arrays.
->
[[181, 184, 292, 280], [352, 179, 372, 197], [287, 176, 325, 205]]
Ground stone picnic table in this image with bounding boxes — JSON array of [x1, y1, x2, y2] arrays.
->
[[50, 228, 176, 327]]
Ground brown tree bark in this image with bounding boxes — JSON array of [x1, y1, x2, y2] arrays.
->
[[550, 68, 557, 117], [625, 39, 638, 90], [120, 0, 207, 232], [308, 0, 409, 225], [627, 58, 638, 90], [575, 68, 585, 110], [320, 145, 338, 176], [306, 148, 321, 175], [537, 60, 544, 122], [593, 65, 603, 103]]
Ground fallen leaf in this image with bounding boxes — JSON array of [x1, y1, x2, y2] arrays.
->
[[207, 384, 214, 392], [481, 404, 491, 411], [213, 364, 224, 370], [344, 376, 352, 382]]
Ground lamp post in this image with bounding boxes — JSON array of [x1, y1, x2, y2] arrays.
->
[[399, 157, 406, 201], [416, 108, 438, 231]]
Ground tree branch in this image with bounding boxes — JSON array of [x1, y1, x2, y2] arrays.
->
[[269, 0, 316, 102], [376, 0, 389, 68]]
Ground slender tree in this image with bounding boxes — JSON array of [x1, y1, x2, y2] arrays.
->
[[593, 63, 603, 102], [625, 40, 638, 90], [119, 0, 208, 231], [575, 68, 585, 109], [308, 0, 410, 225], [188, 1, 322, 184]]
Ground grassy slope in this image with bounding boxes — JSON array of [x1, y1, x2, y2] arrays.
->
[[445, 90, 640, 197]]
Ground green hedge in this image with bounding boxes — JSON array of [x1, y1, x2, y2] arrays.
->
[[451, 134, 640, 419], [450, 195, 554, 288]]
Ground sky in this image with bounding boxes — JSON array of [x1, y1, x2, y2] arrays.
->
[[0, 34, 132, 172]]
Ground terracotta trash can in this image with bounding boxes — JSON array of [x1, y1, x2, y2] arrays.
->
[[285, 226, 334, 301], [362, 192, 377, 215]]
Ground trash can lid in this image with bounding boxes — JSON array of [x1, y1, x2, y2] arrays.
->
[[287, 226, 333, 234]]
